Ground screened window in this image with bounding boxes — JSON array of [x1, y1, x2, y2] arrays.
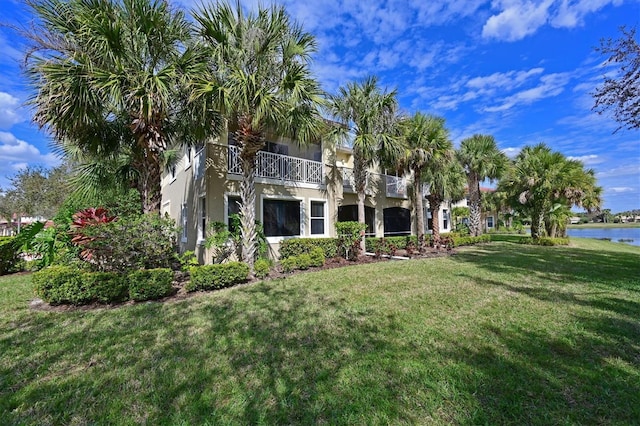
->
[[181, 204, 188, 242], [263, 199, 300, 237], [487, 216, 494, 228], [443, 209, 449, 230], [383, 207, 411, 237], [310, 201, 325, 235], [227, 196, 241, 232], [337, 205, 375, 237], [198, 197, 206, 241]]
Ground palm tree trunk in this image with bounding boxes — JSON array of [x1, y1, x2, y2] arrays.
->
[[468, 173, 481, 237], [240, 153, 257, 271], [429, 195, 442, 247], [413, 169, 426, 253], [133, 136, 162, 214], [354, 155, 367, 253], [531, 205, 545, 239]]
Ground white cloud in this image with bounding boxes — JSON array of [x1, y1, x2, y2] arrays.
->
[[502, 147, 522, 158], [484, 72, 570, 112], [482, 0, 553, 42], [0, 92, 24, 129], [0, 131, 60, 171], [567, 154, 602, 165], [609, 186, 634, 193], [466, 68, 544, 91]]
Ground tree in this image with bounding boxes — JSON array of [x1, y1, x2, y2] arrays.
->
[[191, 1, 324, 271], [399, 113, 453, 250], [498, 143, 602, 239], [329, 76, 403, 250], [457, 135, 508, 237], [24, 0, 211, 214], [593, 26, 640, 131], [424, 156, 466, 244]]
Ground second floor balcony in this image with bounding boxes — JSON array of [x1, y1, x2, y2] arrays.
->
[[228, 145, 324, 185]]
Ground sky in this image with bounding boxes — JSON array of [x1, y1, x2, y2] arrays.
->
[[1, 0, 639, 213]]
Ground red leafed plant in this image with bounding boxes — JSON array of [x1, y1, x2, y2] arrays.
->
[[70, 208, 117, 261]]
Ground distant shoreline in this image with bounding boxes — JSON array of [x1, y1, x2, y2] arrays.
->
[[567, 222, 640, 229]]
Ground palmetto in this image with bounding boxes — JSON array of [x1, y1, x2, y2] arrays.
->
[[25, 0, 202, 214], [192, 1, 324, 271]]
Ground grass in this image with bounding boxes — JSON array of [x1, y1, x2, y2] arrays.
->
[[1, 239, 639, 425]]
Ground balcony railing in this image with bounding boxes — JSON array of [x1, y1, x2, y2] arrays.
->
[[340, 167, 355, 192], [386, 175, 409, 198], [228, 145, 323, 185]]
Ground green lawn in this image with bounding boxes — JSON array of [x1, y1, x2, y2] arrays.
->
[[1, 239, 639, 425]]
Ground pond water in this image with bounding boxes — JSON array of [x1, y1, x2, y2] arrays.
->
[[566, 227, 640, 247]]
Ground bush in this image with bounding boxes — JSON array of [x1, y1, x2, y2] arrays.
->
[[128, 268, 174, 301], [254, 258, 271, 279], [0, 237, 19, 276], [33, 266, 91, 305], [336, 221, 367, 260], [186, 262, 249, 292], [279, 238, 338, 259], [82, 272, 128, 303], [296, 254, 311, 270], [309, 247, 325, 267], [518, 236, 570, 246], [280, 257, 297, 273], [365, 236, 419, 252], [79, 214, 178, 273], [450, 234, 491, 247]]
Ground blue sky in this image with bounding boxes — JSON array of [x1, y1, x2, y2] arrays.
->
[[1, 0, 639, 212]]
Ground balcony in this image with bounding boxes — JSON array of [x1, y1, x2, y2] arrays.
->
[[228, 145, 324, 185], [340, 167, 355, 192], [386, 175, 409, 198]]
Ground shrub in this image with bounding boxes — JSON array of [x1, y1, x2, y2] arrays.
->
[[336, 221, 367, 260], [254, 258, 271, 279], [518, 236, 570, 246], [279, 238, 338, 259], [0, 237, 19, 276], [176, 250, 199, 271], [450, 234, 491, 247], [33, 265, 91, 305], [280, 257, 298, 273], [296, 253, 311, 270], [186, 262, 249, 292], [365, 236, 420, 252], [309, 247, 325, 267], [128, 268, 174, 301], [82, 272, 128, 303], [79, 214, 178, 273]]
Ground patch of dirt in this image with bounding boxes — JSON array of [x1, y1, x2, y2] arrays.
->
[[29, 248, 457, 312]]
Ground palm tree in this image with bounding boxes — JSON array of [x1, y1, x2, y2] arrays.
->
[[399, 113, 451, 251], [24, 0, 210, 214], [498, 143, 601, 239], [457, 135, 508, 237], [191, 1, 324, 270], [424, 157, 466, 244], [329, 76, 403, 249]]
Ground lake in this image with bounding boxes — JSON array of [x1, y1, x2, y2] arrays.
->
[[566, 227, 640, 247]]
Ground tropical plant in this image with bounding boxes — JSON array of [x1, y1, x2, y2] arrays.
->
[[457, 134, 508, 237], [329, 76, 403, 250], [191, 1, 324, 272], [424, 157, 466, 245], [24, 0, 214, 214], [498, 143, 602, 239], [399, 113, 451, 251]]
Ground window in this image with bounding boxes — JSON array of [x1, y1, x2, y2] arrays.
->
[[227, 195, 241, 232], [487, 216, 494, 229], [181, 203, 188, 242], [263, 199, 300, 237], [264, 141, 288, 155], [310, 201, 325, 235], [337, 205, 375, 237], [170, 165, 176, 180], [198, 197, 206, 241], [443, 209, 449, 230], [185, 146, 192, 168], [383, 207, 411, 237]]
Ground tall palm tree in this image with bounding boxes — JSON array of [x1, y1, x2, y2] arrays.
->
[[329, 76, 403, 249], [192, 1, 324, 270], [424, 157, 466, 244], [499, 143, 601, 239], [399, 113, 451, 251], [457, 134, 508, 237], [24, 0, 211, 214]]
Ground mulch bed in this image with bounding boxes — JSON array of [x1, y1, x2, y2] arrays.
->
[[29, 248, 457, 312]]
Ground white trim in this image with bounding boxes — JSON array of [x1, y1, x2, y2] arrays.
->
[[308, 198, 328, 237], [224, 192, 242, 227], [260, 194, 304, 243], [226, 173, 325, 190], [181, 203, 188, 243]]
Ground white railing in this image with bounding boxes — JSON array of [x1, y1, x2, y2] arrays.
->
[[386, 175, 409, 198], [340, 167, 355, 192], [228, 145, 323, 185]]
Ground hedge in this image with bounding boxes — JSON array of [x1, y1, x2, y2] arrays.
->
[[128, 268, 174, 301], [33, 266, 171, 305], [186, 262, 249, 292], [279, 238, 338, 259], [365, 236, 420, 252], [0, 237, 19, 276], [517, 236, 570, 246], [450, 234, 491, 247]]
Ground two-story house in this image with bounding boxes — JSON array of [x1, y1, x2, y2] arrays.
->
[[161, 131, 454, 262]]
